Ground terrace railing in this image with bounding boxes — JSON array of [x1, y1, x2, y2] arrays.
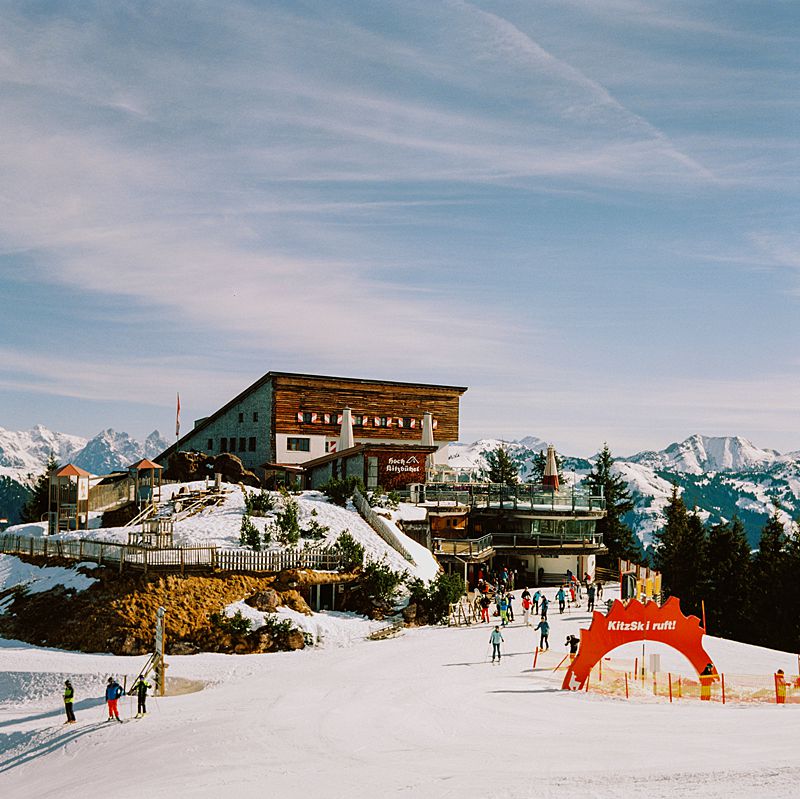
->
[[418, 483, 606, 514], [433, 534, 493, 559]]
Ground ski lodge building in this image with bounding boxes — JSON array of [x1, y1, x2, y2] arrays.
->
[[155, 371, 466, 490]]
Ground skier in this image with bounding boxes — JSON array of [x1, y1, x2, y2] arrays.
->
[[596, 580, 604, 599], [566, 635, 580, 661], [489, 626, 504, 663], [105, 677, 124, 722], [587, 583, 596, 612], [506, 593, 515, 623], [63, 680, 76, 724], [540, 596, 549, 621], [521, 594, 532, 626], [555, 586, 566, 614], [532, 590, 541, 614], [499, 594, 509, 627], [131, 675, 151, 718], [480, 593, 491, 624], [535, 618, 550, 650]]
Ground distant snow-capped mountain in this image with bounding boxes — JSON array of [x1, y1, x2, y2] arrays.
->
[[625, 434, 782, 475], [445, 434, 800, 548], [0, 426, 169, 484]]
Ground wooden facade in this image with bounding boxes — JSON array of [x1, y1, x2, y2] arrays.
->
[[272, 373, 464, 444]]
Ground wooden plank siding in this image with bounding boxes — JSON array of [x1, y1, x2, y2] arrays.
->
[[273, 374, 465, 442]]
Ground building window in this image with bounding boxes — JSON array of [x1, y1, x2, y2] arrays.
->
[[207, 438, 213, 450], [302, 412, 313, 424], [367, 456, 378, 489], [353, 414, 363, 426], [378, 416, 389, 428], [402, 417, 412, 428], [239, 437, 246, 451], [229, 438, 236, 452], [253, 412, 259, 422], [221, 437, 228, 451], [238, 412, 244, 423], [249, 437, 256, 452], [287, 437, 311, 452]]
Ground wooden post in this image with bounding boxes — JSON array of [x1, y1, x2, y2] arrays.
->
[[79, 539, 83, 560], [143, 548, 148, 574], [180, 548, 185, 576], [99, 543, 103, 566], [653, 672, 657, 695], [625, 672, 629, 699], [119, 547, 124, 574], [668, 673, 673, 703]]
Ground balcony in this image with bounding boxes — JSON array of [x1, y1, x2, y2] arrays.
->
[[418, 483, 605, 515], [433, 534, 493, 560]]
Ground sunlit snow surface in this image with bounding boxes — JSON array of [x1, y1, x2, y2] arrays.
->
[[2, 584, 799, 799]]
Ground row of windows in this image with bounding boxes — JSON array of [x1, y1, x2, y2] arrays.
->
[[207, 437, 257, 453], [236, 412, 259, 423], [296, 412, 436, 429]]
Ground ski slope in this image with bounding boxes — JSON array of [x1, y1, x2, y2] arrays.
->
[[2, 586, 798, 799]]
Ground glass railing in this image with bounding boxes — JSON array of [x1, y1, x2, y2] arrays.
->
[[418, 483, 605, 512]]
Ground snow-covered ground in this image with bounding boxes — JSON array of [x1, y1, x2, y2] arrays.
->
[[0, 557, 98, 612], [2, 584, 799, 799]]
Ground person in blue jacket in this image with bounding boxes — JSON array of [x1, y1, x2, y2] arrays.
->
[[489, 626, 504, 662], [535, 619, 550, 650], [555, 587, 566, 614], [532, 590, 541, 613], [540, 596, 549, 620], [499, 595, 509, 626], [105, 677, 124, 723]]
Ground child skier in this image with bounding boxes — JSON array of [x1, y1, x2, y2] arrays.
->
[[490, 626, 504, 663], [131, 675, 151, 718], [499, 595, 509, 626], [105, 677, 124, 722], [535, 619, 550, 650], [540, 596, 549, 620], [63, 680, 76, 724], [566, 634, 580, 661], [587, 583, 596, 612]]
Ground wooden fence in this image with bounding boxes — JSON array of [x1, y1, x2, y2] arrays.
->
[[0, 534, 340, 576]]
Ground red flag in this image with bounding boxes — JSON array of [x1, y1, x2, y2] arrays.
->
[[176, 392, 181, 438]]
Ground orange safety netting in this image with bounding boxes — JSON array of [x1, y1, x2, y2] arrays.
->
[[533, 649, 799, 705]]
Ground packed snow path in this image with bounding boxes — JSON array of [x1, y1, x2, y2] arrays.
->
[[2, 593, 799, 799]]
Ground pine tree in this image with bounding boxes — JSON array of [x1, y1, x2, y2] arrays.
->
[[752, 511, 788, 647], [705, 517, 752, 642], [653, 488, 707, 617], [586, 444, 639, 567], [484, 446, 518, 485], [20, 454, 59, 523], [781, 520, 800, 652]]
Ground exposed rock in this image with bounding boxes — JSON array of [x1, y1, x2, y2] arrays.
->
[[281, 589, 312, 616], [286, 629, 306, 650], [246, 589, 281, 613], [170, 641, 200, 656], [402, 603, 417, 623], [248, 627, 273, 653], [211, 453, 261, 487]]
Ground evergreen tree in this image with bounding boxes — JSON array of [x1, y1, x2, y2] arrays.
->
[[484, 446, 518, 485], [528, 449, 564, 484], [781, 519, 800, 653], [752, 511, 788, 648], [653, 488, 707, 617], [704, 517, 752, 643], [586, 444, 639, 567], [20, 454, 59, 523]]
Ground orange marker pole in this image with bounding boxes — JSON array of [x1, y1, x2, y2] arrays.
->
[[634, 657, 638, 679], [585, 669, 590, 692], [678, 675, 682, 698], [552, 653, 570, 672], [533, 646, 539, 669], [653, 672, 657, 696], [599, 658, 603, 682], [721, 673, 726, 705], [668, 673, 673, 703], [625, 672, 629, 699], [701, 600, 707, 631]]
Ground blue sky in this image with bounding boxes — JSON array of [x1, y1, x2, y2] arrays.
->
[[1, 0, 799, 456]]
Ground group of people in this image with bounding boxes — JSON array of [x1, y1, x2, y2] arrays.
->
[[63, 675, 152, 724]]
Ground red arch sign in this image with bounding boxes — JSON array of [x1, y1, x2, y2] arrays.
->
[[562, 597, 712, 691]]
